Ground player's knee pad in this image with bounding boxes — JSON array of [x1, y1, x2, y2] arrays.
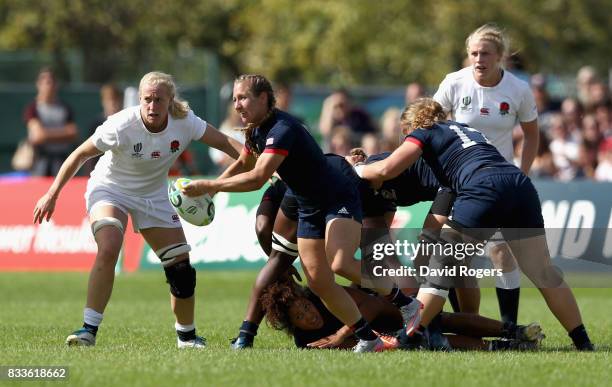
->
[[271, 232, 298, 257], [163, 260, 196, 299], [155, 243, 191, 267], [91, 217, 124, 235]]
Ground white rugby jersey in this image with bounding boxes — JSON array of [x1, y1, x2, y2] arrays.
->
[[433, 67, 537, 162], [89, 106, 206, 195]]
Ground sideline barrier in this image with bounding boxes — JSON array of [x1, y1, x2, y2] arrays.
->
[[0, 177, 144, 271], [0, 177, 611, 271]]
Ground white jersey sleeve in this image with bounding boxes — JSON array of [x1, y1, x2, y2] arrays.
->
[[433, 75, 455, 114], [91, 116, 121, 152], [517, 86, 538, 123], [187, 110, 207, 141]]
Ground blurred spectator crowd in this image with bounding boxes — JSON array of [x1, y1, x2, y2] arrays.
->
[[312, 65, 612, 182], [18, 65, 612, 182]]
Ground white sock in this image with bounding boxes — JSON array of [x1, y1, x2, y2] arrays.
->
[[495, 268, 521, 289], [175, 322, 195, 332], [84, 307, 104, 327]]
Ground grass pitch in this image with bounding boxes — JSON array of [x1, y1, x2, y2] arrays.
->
[[0, 271, 610, 386]]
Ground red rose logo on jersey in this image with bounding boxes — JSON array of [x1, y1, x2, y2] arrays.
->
[[499, 102, 510, 115], [170, 140, 180, 153]]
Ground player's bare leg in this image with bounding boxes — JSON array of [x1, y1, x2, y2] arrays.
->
[[66, 205, 127, 346], [508, 235, 593, 350]]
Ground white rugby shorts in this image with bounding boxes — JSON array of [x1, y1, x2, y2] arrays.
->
[[85, 183, 181, 232]]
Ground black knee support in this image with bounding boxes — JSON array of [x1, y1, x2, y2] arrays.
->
[[163, 260, 196, 298]]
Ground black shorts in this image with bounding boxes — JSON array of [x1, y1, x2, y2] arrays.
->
[[429, 187, 456, 217], [257, 177, 288, 216], [361, 183, 397, 218], [279, 190, 299, 221], [448, 169, 545, 241]]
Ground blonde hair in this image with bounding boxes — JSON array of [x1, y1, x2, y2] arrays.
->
[[465, 23, 509, 59], [400, 98, 446, 134], [139, 71, 189, 119]]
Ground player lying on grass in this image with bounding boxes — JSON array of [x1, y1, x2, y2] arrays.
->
[[230, 152, 455, 349], [261, 274, 544, 351]]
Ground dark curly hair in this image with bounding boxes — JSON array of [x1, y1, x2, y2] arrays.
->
[[260, 274, 305, 336]]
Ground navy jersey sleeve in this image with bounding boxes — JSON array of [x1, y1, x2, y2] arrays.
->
[[405, 128, 431, 149], [262, 122, 295, 157]]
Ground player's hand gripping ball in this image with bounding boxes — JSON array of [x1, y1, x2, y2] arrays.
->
[[168, 178, 215, 226]]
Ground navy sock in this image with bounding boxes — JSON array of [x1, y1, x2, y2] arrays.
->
[[238, 320, 259, 339], [386, 287, 413, 308], [569, 324, 593, 350], [496, 287, 520, 324], [82, 322, 98, 335], [351, 318, 377, 341], [177, 329, 196, 342]]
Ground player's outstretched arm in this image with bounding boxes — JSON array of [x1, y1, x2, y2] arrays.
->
[[198, 123, 242, 160], [182, 152, 284, 197], [358, 141, 422, 185], [33, 139, 102, 224]]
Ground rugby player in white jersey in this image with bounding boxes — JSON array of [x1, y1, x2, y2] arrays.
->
[[433, 24, 539, 325], [33, 71, 243, 348]]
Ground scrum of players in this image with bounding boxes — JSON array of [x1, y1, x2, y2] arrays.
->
[[189, 70, 593, 352]]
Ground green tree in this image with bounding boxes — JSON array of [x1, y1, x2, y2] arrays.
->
[[0, 0, 610, 85]]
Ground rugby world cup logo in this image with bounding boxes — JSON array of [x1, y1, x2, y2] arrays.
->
[[460, 96, 472, 110], [131, 142, 143, 159]]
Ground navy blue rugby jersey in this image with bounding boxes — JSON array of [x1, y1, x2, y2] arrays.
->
[[405, 121, 513, 191], [324, 153, 363, 187], [248, 110, 354, 202], [366, 152, 440, 206]]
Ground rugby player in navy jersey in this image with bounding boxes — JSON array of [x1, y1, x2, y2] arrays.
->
[[356, 150, 476, 315], [230, 152, 454, 349], [354, 98, 593, 351], [182, 74, 386, 352], [261, 274, 543, 351]]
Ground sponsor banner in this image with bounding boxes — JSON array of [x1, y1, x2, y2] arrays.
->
[[0, 177, 143, 271], [535, 181, 612, 264], [139, 186, 264, 270], [2, 177, 611, 272], [137, 188, 432, 270]]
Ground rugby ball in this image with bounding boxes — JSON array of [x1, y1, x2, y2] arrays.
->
[[168, 178, 215, 226]]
